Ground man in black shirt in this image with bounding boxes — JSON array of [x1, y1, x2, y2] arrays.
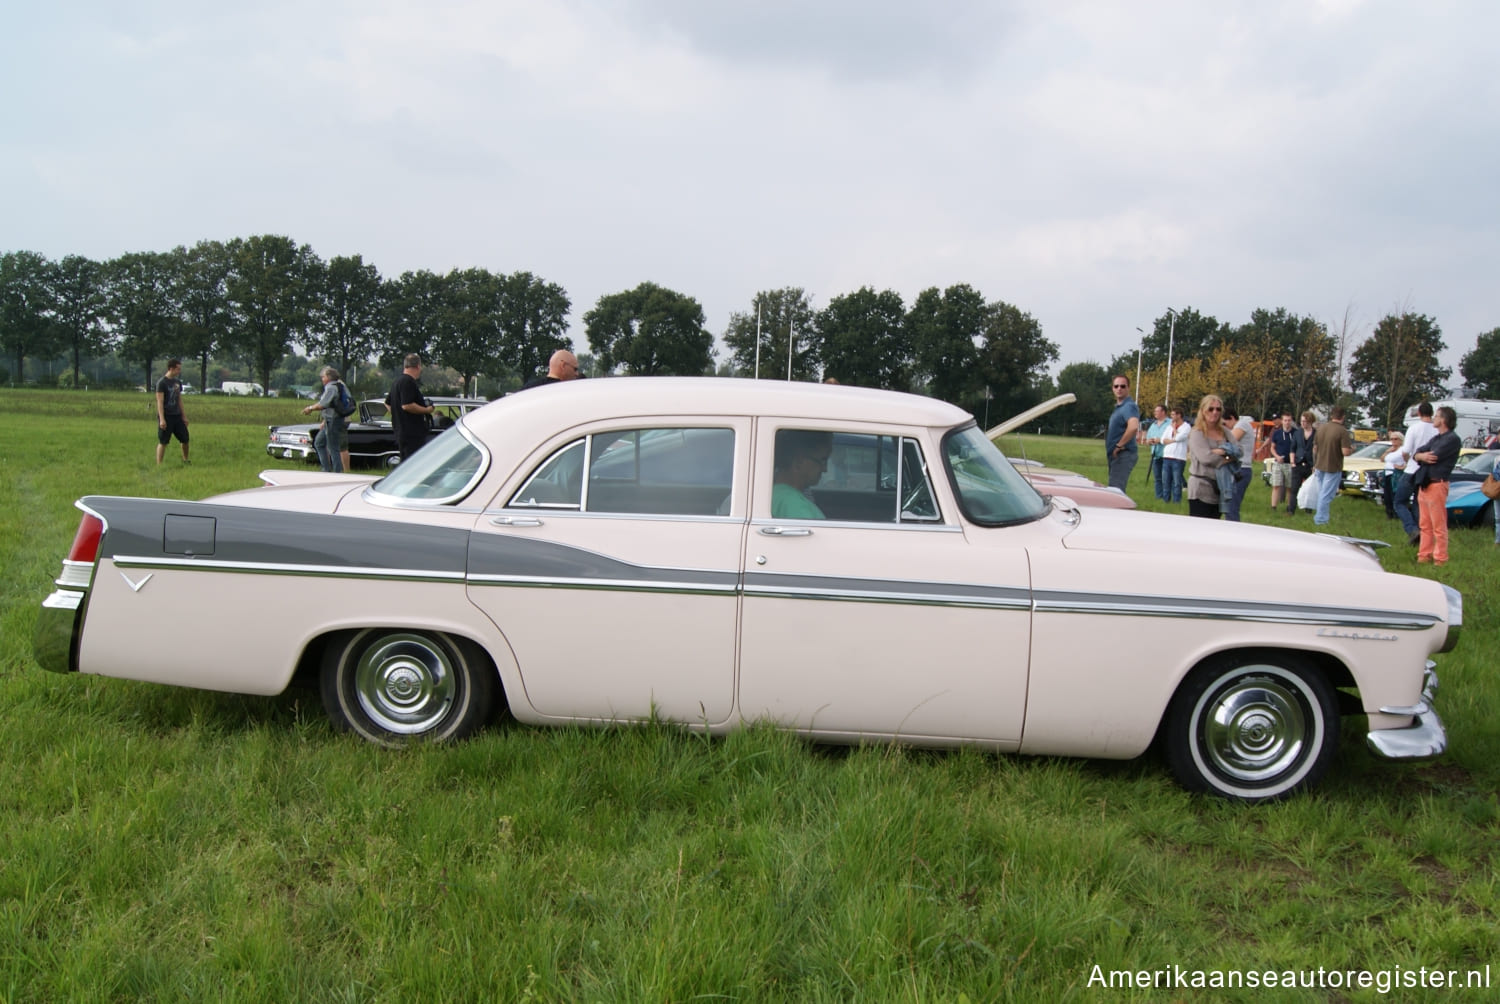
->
[[155, 358, 190, 464], [522, 349, 580, 389], [1285, 411, 1315, 515], [389, 354, 435, 460]]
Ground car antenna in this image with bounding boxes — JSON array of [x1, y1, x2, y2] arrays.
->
[[1013, 432, 1035, 485]]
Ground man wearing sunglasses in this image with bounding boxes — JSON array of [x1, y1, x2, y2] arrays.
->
[[1106, 375, 1141, 492]]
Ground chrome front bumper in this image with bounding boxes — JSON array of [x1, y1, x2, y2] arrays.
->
[[33, 589, 84, 674], [267, 444, 315, 460], [1366, 664, 1446, 761]]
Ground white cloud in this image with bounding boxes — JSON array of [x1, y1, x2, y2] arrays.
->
[[2, 0, 1496, 377]]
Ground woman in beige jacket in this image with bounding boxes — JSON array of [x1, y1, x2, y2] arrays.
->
[[1187, 394, 1233, 520]]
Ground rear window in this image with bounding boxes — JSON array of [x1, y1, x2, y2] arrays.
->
[[370, 426, 488, 503], [510, 428, 735, 516]]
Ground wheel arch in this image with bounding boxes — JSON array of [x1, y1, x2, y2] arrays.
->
[[1151, 644, 1356, 748], [1157, 645, 1346, 801], [294, 625, 512, 711]]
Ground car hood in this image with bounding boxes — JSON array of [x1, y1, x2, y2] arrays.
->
[[1447, 481, 1485, 502], [1057, 507, 1380, 570]]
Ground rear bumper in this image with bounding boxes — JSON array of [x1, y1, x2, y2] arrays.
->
[[1366, 665, 1445, 761], [34, 589, 84, 674]]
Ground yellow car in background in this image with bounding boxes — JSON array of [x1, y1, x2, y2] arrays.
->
[[1342, 439, 1394, 496]]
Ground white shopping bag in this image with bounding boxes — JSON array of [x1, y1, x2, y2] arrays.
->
[[1296, 475, 1318, 511]]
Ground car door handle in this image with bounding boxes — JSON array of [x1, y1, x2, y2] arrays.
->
[[759, 526, 812, 536], [490, 515, 544, 527]]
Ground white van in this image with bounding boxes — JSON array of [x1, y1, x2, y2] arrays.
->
[[221, 381, 265, 396], [1405, 399, 1500, 445]]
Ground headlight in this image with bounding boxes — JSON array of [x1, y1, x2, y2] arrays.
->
[[1440, 584, 1462, 653]]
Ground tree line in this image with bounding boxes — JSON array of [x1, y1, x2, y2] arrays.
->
[[1056, 307, 1495, 436], [3, 240, 1494, 433], [0, 239, 572, 399]]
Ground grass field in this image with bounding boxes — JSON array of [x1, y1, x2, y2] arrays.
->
[[1, 389, 1495, 1001]]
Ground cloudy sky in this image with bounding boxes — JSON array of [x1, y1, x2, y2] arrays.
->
[[5, 0, 1496, 377]]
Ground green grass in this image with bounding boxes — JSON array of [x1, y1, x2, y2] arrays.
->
[[2, 391, 1496, 1001]]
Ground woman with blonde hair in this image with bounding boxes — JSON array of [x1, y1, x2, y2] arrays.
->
[[1186, 394, 1234, 519]]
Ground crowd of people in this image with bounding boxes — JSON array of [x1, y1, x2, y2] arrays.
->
[[295, 348, 584, 473], [153, 348, 585, 475], [1110, 374, 1487, 567]]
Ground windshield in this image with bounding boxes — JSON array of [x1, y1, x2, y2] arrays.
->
[[370, 424, 489, 503], [942, 424, 1047, 525], [1351, 440, 1390, 460]]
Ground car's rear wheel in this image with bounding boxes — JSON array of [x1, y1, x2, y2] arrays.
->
[[320, 629, 497, 746], [1164, 654, 1338, 802]]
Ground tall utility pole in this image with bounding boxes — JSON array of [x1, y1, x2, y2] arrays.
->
[[753, 303, 762, 379], [1164, 307, 1178, 408], [1134, 327, 1144, 396]]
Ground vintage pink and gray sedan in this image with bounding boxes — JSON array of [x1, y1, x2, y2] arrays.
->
[[34, 379, 1459, 801]]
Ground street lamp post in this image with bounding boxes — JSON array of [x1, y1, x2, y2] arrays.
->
[[1134, 326, 1145, 399], [1164, 308, 1177, 408]]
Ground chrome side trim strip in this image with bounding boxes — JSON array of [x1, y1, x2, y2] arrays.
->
[[493, 509, 745, 525], [1032, 591, 1441, 631], [745, 571, 1031, 608], [111, 556, 465, 584], [468, 574, 737, 596], [743, 584, 1031, 610], [748, 518, 964, 534]]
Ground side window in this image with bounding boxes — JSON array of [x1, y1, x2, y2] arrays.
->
[[509, 429, 734, 516], [900, 438, 939, 521], [509, 439, 585, 508], [773, 430, 940, 523]]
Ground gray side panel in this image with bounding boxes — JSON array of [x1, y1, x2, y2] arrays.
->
[[82, 496, 469, 574], [466, 533, 738, 589]]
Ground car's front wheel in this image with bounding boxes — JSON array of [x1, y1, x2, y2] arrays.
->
[[1164, 654, 1338, 802], [320, 629, 497, 746]]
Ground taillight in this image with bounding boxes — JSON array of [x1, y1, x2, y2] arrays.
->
[[67, 514, 103, 564], [57, 513, 103, 589]]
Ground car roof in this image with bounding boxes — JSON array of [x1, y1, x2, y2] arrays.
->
[[462, 378, 973, 443]]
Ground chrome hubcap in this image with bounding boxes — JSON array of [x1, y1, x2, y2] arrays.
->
[[1202, 674, 1307, 783], [354, 634, 456, 735]]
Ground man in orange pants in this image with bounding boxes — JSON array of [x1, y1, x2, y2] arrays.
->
[[1413, 406, 1461, 566]]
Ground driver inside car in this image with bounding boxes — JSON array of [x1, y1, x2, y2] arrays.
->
[[771, 429, 833, 519]]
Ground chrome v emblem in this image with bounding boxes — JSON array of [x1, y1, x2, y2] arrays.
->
[[120, 571, 153, 592]]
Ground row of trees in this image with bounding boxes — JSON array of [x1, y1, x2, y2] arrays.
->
[[585, 280, 1060, 421], [4, 240, 1494, 434], [1081, 306, 1495, 435], [0, 241, 1059, 419], [0, 240, 572, 397]]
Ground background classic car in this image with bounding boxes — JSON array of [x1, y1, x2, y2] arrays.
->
[[1341, 439, 1394, 495], [267, 396, 488, 467], [37, 379, 1458, 802], [988, 393, 1136, 510]]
